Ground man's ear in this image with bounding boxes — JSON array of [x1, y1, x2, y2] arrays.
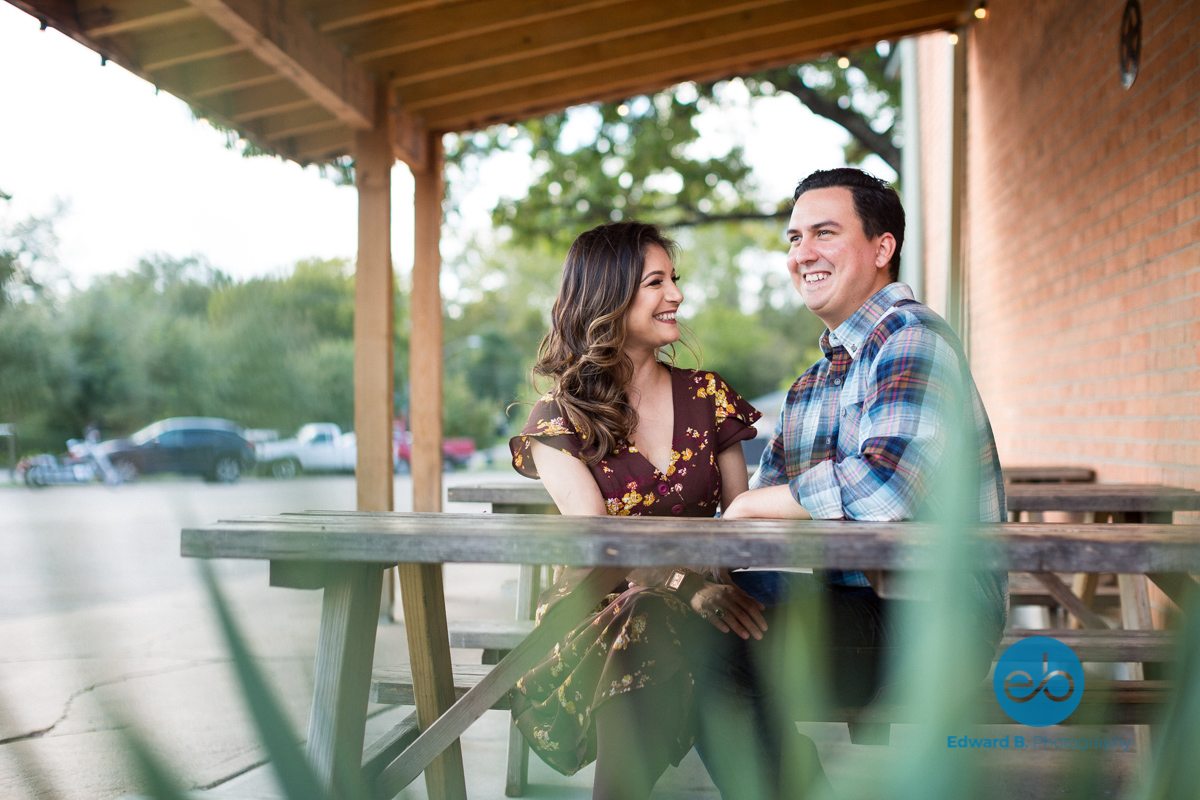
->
[[875, 233, 897, 270]]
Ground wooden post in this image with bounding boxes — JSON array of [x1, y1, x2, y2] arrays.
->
[[400, 130, 468, 800], [945, 25, 969, 349], [305, 83, 391, 800], [411, 131, 445, 512], [354, 86, 395, 515]]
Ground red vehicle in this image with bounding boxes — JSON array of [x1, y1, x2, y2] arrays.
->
[[393, 418, 475, 471]]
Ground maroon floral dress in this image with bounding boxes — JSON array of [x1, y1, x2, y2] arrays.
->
[[507, 366, 760, 775]]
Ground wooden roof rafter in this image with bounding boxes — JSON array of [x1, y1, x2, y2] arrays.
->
[[8, 0, 973, 166]]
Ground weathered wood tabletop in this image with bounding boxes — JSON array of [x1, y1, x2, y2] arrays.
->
[[181, 512, 1200, 800], [183, 511, 1200, 573]]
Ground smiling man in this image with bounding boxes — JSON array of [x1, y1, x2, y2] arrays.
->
[[693, 168, 1008, 799]]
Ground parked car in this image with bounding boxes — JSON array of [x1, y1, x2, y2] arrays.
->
[[256, 423, 358, 478], [99, 418, 255, 483], [393, 418, 475, 472]]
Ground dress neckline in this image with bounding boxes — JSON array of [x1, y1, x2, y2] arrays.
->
[[626, 363, 679, 479]]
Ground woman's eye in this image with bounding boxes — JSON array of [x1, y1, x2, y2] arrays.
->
[[671, 274, 680, 283]]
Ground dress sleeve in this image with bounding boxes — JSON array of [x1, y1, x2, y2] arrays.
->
[[700, 371, 762, 452], [509, 395, 587, 479]]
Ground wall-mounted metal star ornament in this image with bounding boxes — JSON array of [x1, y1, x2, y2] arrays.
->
[[1120, 0, 1142, 89]]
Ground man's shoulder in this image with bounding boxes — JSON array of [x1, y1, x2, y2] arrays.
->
[[866, 300, 964, 359]]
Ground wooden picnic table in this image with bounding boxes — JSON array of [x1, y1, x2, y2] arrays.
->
[[182, 512, 1200, 800], [1002, 466, 1096, 483]]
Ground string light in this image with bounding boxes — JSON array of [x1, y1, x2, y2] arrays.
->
[[837, 56, 850, 68], [975, 6, 987, 18], [617, 104, 629, 116], [948, 32, 959, 45]]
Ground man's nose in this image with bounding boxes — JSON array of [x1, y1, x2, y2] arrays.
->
[[790, 238, 816, 268]]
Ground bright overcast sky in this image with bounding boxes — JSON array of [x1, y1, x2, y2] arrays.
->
[[0, 1, 876, 285]]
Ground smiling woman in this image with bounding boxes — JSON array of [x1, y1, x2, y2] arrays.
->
[[504, 220, 766, 799]]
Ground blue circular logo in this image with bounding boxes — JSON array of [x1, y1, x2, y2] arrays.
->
[[993, 636, 1084, 727]]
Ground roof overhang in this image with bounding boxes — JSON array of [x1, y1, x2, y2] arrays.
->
[[10, 0, 973, 167]]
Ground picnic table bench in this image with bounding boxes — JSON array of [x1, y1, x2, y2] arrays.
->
[[182, 512, 1200, 800]]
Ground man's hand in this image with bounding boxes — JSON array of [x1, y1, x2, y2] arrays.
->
[[722, 484, 814, 520], [691, 583, 768, 640]]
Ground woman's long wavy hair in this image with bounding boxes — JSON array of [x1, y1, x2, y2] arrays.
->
[[534, 221, 680, 463]]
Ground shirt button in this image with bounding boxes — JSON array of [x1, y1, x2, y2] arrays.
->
[[656, 482, 670, 496], [841, 408, 847, 417], [832, 377, 841, 385], [671, 504, 684, 515]]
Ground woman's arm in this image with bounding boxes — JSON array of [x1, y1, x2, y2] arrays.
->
[[529, 439, 607, 515], [716, 442, 749, 511]]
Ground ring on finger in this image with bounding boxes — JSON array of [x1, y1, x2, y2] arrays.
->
[[714, 608, 725, 620]]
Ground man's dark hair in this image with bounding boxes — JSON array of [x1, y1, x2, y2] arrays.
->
[[793, 168, 905, 282]]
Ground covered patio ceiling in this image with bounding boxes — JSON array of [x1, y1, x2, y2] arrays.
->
[[14, 0, 973, 162]]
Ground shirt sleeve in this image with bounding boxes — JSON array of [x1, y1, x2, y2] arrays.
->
[[792, 323, 966, 521], [704, 371, 762, 452], [509, 396, 586, 479]]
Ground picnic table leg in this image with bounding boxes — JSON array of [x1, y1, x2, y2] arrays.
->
[[308, 563, 386, 799], [396, 562, 467, 800], [1118, 572, 1154, 758]]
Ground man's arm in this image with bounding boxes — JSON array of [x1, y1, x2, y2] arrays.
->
[[722, 483, 812, 519], [794, 324, 965, 521]]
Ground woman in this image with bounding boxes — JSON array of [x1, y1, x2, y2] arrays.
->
[[508, 221, 766, 799]]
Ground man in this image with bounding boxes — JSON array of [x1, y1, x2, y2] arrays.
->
[[694, 168, 1007, 798]]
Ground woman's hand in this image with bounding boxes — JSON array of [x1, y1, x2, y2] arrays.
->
[[691, 583, 768, 640]]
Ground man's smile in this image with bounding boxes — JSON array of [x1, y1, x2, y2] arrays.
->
[[804, 271, 831, 284]]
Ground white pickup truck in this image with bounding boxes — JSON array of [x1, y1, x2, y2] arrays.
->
[[256, 423, 357, 478]]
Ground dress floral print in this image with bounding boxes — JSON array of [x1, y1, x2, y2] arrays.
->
[[507, 366, 760, 775]]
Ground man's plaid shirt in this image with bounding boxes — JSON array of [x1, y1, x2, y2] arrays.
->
[[751, 283, 1007, 634]]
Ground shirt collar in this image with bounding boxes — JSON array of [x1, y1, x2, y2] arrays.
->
[[819, 282, 915, 360]]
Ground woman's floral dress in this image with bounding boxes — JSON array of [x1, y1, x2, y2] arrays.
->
[[507, 366, 760, 775]]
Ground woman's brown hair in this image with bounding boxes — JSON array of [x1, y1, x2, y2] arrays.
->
[[534, 221, 679, 463]]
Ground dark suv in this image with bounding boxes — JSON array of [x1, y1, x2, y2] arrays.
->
[[101, 418, 255, 483]]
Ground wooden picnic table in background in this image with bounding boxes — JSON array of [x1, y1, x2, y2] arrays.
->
[[1003, 466, 1097, 483]]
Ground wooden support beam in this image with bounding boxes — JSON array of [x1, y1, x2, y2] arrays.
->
[[353, 85, 394, 515], [313, 0, 452, 34], [410, 132, 444, 512], [389, 99, 427, 173], [260, 107, 342, 141], [1029, 572, 1112, 630], [397, 133, 465, 799], [154, 53, 282, 98], [78, 0, 201, 38], [418, 3, 962, 130], [336, 0, 634, 62], [134, 18, 245, 72], [292, 128, 355, 162], [184, 0, 376, 128], [378, 0, 958, 91], [210, 81, 316, 122]]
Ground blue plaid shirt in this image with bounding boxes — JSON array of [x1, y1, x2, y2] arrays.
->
[[751, 284, 1007, 631]]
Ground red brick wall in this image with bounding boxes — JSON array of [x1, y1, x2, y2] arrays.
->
[[956, 0, 1200, 499]]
